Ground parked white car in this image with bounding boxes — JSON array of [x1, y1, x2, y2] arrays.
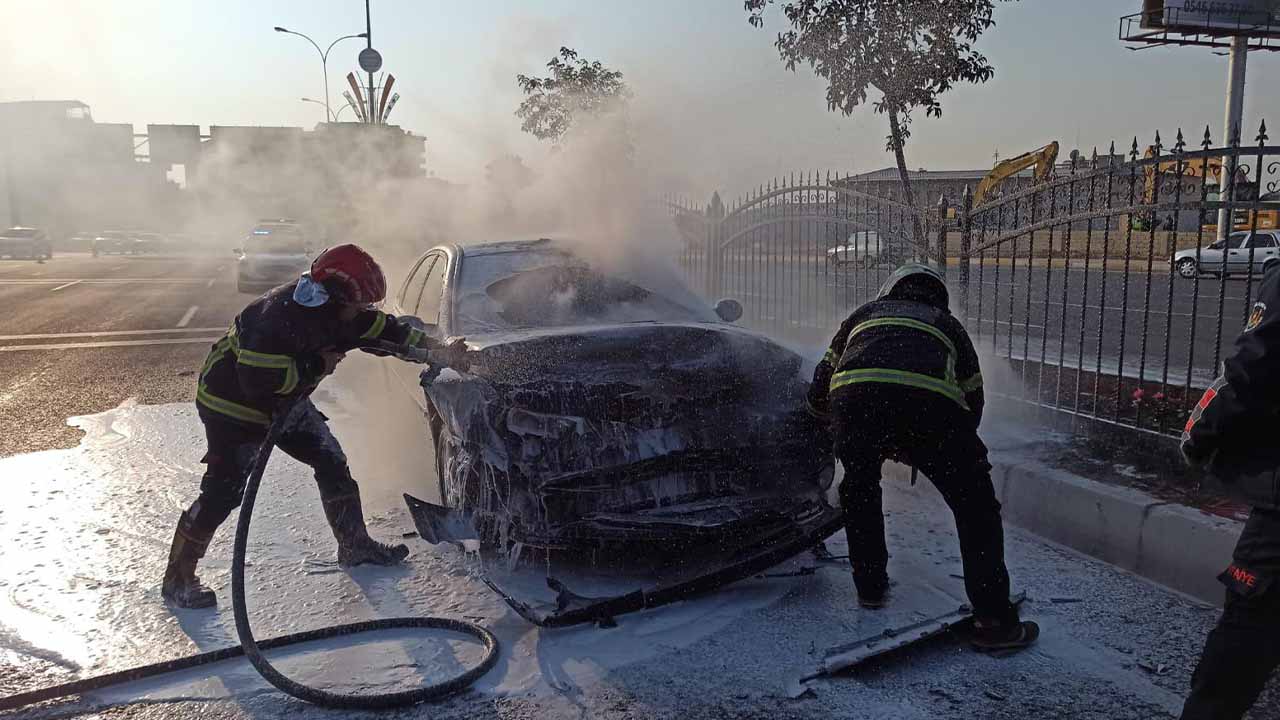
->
[[1172, 230, 1280, 279], [826, 232, 884, 268]]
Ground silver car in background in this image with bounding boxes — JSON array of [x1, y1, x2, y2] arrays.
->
[[1173, 230, 1280, 279], [234, 220, 312, 294], [825, 231, 884, 268]]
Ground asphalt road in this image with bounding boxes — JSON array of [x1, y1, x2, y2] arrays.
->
[[716, 258, 1262, 388], [0, 253, 247, 457]]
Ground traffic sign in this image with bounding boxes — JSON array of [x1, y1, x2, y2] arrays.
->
[[358, 47, 383, 73]]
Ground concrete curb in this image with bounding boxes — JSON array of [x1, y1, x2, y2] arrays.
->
[[882, 453, 1243, 605]]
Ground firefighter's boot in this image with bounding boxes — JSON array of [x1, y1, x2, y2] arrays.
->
[[162, 518, 217, 609], [852, 563, 890, 610], [323, 493, 410, 567], [971, 618, 1041, 653]]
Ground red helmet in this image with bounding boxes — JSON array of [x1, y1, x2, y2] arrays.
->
[[310, 244, 386, 305]]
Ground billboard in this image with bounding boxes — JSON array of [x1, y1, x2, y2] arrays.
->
[[1141, 0, 1280, 35]]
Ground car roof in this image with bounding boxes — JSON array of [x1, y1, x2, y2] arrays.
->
[[457, 238, 566, 258]]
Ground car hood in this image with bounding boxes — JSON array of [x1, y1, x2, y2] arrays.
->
[[423, 321, 833, 546]]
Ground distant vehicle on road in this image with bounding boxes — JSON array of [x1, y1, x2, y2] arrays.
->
[[826, 232, 885, 268], [0, 227, 52, 260], [92, 231, 136, 257], [131, 232, 170, 254], [1172, 230, 1280, 279], [235, 219, 312, 294]]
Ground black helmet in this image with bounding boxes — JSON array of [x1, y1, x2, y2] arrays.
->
[[877, 262, 949, 310]]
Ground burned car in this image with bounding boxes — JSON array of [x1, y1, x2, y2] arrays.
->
[[388, 240, 841, 622]]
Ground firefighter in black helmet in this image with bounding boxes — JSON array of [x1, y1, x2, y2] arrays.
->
[[809, 263, 1038, 652]]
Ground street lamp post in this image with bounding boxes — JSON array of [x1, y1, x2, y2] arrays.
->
[[301, 98, 354, 121], [274, 26, 367, 122]]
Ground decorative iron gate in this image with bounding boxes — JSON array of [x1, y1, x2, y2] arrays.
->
[[671, 122, 1280, 439]]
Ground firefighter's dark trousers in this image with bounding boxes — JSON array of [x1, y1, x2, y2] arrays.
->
[[830, 383, 1017, 625], [175, 400, 358, 548], [1181, 507, 1280, 720]]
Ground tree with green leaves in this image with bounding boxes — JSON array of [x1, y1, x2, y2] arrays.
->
[[516, 47, 631, 145], [745, 0, 1013, 216]]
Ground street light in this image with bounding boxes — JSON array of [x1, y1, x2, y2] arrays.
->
[[302, 97, 354, 121], [274, 26, 367, 122]]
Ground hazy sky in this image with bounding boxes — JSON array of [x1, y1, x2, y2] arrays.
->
[[3, 1, 1278, 199]]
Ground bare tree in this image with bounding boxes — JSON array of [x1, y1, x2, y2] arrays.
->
[[745, 0, 1013, 221], [516, 47, 631, 145]]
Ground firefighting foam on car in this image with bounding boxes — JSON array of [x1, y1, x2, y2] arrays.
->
[[388, 239, 844, 625]]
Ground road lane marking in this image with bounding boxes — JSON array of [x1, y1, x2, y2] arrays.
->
[[176, 306, 199, 328], [0, 337, 220, 352], [49, 280, 81, 292], [0, 328, 224, 341], [0, 278, 208, 285]]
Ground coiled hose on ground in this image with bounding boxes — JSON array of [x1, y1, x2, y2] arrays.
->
[[0, 394, 500, 713]]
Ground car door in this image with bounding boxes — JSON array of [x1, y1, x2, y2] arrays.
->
[[1224, 231, 1252, 273], [415, 253, 448, 330], [1248, 232, 1279, 274], [389, 253, 441, 411]]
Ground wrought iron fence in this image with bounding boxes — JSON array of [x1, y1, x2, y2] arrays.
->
[[669, 121, 1280, 439]]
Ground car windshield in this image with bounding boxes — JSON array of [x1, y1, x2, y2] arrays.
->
[[246, 226, 305, 254], [455, 248, 713, 332]]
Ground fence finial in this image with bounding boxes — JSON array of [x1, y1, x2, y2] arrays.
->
[[1202, 125, 1213, 149], [1129, 137, 1140, 160], [1174, 128, 1186, 154], [1257, 119, 1269, 144]]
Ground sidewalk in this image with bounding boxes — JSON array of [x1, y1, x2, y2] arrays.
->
[[881, 417, 1242, 605]]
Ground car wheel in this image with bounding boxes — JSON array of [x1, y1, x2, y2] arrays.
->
[[1176, 258, 1198, 279]]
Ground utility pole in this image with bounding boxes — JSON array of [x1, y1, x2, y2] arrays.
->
[[1217, 35, 1248, 244], [365, 0, 376, 124]]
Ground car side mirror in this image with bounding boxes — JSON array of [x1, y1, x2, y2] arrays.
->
[[715, 298, 744, 323]]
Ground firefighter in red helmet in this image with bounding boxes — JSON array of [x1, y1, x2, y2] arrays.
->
[[162, 244, 464, 608]]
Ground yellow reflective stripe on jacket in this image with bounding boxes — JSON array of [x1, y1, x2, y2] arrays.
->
[[406, 327, 424, 348], [959, 372, 983, 393], [360, 311, 387, 340], [829, 368, 970, 410], [848, 316, 959, 384], [822, 347, 838, 365], [278, 362, 300, 395], [196, 383, 270, 425], [224, 323, 300, 394]]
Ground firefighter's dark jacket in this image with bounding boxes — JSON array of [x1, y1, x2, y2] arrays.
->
[[1183, 268, 1280, 511], [197, 280, 435, 426], [808, 297, 984, 423]]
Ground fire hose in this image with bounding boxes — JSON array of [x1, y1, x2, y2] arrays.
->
[[0, 342, 499, 713]]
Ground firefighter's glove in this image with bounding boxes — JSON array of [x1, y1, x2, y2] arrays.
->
[[432, 337, 471, 372]]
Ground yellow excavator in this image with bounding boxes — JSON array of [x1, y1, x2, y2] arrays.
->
[[972, 141, 1059, 206], [1138, 146, 1278, 233]]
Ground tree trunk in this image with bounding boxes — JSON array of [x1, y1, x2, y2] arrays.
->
[[887, 107, 924, 254]]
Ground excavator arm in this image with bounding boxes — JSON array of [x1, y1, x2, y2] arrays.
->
[[1142, 145, 1224, 204], [973, 141, 1060, 206]]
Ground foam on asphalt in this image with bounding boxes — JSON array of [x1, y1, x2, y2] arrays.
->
[[1, 378, 1275, 719]]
